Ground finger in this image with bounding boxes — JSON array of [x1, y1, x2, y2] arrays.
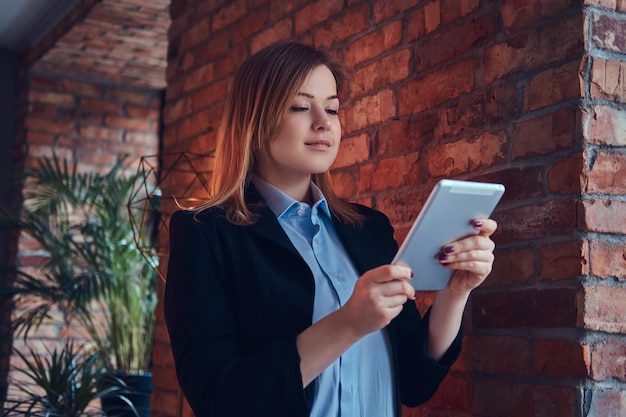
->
[[440, 235, 495, 258], [472, 218, 497, 236], [441, 259, 493, 277], [379, 279, 416, 300], [439, 248, 494, 265], [365, 264, 413, 284]]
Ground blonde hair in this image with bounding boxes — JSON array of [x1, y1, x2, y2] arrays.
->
[[200, 41, 362, 226]]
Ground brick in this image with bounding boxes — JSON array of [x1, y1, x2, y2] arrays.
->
[[418, 10, 498, 69], [108, 88, 154, 106], [182, 62, 214, 93], [548, 151, 586, 194], [541, 240, 589, 280], [343, 89, 396, 133], [441, 0, 480, 24], [584, 387, 626, 417], [213, 44, 248, 79], [398, 58, 476, 115], [268, 0, 307, 20], [28, 102, 57, 118], [476, 166, 546, 204], [587, 151, 626, 194], [511, 108, 577, 160], [589, 240, 626, 280], [406, 7, 426, 41], [487, 247, 536, 287], [27, 90, 75, 107], [583, 105, 626, 146], [192, 80, 229, 112], [294, 0, 344, 34], [427, 374, 471, 411], [424, 0, 441, 33], [312, 3, 369, 48], [472, 288, 579, 328], [460, 335, 530, 376], [105, 115, 150, 131], [25, 131, 54, 145], [373, 0, 421, 23], [358, 152, 421, 192], [590, 57, 626, 103], [375, 184, 430, 227], [333, 133, 370, 169], [231, 8, 269, 45], [523, 60, 581, 112], [351, 49, 410, 97], [590, 338, 626, 382], [25, 116, 75, 134], [213, 0, 248, 32], [78, 125, 123, 142], [373, 114, 435, 158], [425, 131, 506, 177], [125, 105, 161, 120], [582, 285, 626, 333], [495, 200, 577, 243], [250, 18, 293, 54], [534, 339, 591, 379], [483, 13, 584, 83], [344, 20, 403, 69], [29, 75, 56, 90], [440, 87, 514, 138], [329, 169, 358, 199], [190, 31, 233, 67], [80, 98, 122, 114], [591, 11, 626, 54], [163, 97, 192, 125], [501, 0, 572, 32], [472, 379, 578, 416], [56, 79, 104, 98], [579, 199, 626, 234]]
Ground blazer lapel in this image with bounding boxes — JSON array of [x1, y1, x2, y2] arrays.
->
[[245, 184, 301, 256]]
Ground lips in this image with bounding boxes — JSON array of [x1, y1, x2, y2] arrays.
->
[[304, 139, 331, 149]]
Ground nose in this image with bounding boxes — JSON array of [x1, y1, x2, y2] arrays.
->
[[313, 111, 331, 132]]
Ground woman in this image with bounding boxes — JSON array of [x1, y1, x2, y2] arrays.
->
[[164, 41, 497, 417]]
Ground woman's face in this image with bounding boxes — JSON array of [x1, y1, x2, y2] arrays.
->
[[256, 65, 341, 189]]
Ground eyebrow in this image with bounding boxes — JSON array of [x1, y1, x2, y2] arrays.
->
[[297, 92, 339, 100]]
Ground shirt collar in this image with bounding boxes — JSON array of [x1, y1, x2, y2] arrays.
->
[[252, 176, 331, 219]]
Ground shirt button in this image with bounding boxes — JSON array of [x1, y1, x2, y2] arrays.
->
[[314, 238, 320, 245], [297, 206, 305, 215], [335, 275, 343, 282]]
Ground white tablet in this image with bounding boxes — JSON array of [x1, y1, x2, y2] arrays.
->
[[392, 179, 505, 291]]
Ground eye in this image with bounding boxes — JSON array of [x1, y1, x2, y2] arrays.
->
[[290, 106, 309, 112], [326, 109, 339, 116]]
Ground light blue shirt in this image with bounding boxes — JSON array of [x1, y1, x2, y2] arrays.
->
[[253, 177, 395, 417]]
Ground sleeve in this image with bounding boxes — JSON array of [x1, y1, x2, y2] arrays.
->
[[163, 211, 310, 417], [391, 304, 462, 407]]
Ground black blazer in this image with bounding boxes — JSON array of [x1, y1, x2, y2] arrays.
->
[[164, 188, 461, 417]]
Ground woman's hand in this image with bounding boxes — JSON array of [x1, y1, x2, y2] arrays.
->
[[296, 264, 413, 387], [438, 218, 498, 296], [340, 264, 414, 339]]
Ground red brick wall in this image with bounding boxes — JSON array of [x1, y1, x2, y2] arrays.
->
[[157, 1, 626, 416], [18, 75, 161, 172]]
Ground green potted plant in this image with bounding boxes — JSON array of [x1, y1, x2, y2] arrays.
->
[[0, 155, 158, 416], [4, 341, 131, 416]]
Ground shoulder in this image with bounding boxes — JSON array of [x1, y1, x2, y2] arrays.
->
[[169, 206, 232, 234]]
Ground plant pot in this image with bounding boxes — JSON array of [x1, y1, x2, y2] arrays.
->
[[100, 372, 153, 417]]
